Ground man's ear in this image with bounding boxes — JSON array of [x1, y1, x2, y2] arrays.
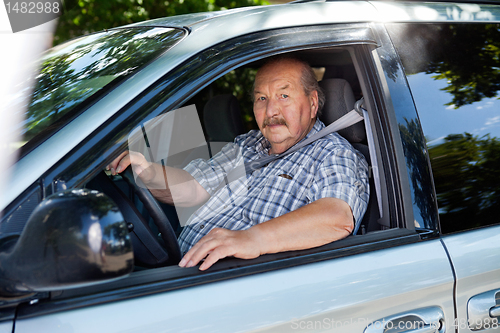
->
[[309, 90, 319, 118]]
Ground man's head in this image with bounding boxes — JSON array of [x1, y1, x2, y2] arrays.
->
[[253, 56, 325, 154]]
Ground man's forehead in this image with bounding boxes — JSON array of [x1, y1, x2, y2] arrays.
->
[[256, 61, 302, 80], [255, 77, 294, 89], [253, 75, 301, 95]]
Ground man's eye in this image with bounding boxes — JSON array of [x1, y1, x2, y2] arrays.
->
[[258, 96, 266, 101], [281, 94, 289, 99]]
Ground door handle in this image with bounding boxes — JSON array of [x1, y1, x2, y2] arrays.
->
[[468, 288, 500, 331], [490, 305, 500, 318], [364, 306, 445, 333]]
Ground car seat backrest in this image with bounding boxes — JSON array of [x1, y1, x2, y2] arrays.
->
[[318, 78, 381, 234], [318, 78, 366, 143], [203, 94, 245, 143]]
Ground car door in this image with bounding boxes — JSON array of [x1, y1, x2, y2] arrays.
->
[[385, 11, 500, 333], [7, 19, 459, 333]]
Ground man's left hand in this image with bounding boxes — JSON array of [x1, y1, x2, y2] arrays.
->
[[178, 228, 264, 270]]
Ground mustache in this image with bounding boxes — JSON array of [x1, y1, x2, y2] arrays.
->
[[263, 117, 287, 128]]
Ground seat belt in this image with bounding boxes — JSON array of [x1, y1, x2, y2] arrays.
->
[[215, 98, 385, 235], [215, 104, 364, 193], [356, 99, 383, 220], [245, 109, 364, 174]]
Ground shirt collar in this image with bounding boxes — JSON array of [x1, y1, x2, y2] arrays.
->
[[255, 118, 325, 156]]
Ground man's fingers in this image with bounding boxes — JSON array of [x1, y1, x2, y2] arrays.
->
[[178, 239, 208, 267], [199, 248, 228, 271], [107, 151, 130, 174], [183, 238, 222, 268], [106, 151, 151, 178], [115, 153, 132, 174], [179, 229, 231, 269]]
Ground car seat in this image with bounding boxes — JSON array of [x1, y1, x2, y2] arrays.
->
[[318, 78, 381, 234], [203, 94, 246, 156]]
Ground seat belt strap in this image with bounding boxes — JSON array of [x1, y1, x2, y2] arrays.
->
[[215, 106, 364, 193], [353, 98, 386, 234], [244, 109, 364, 174], [360, 106, 383, 219]]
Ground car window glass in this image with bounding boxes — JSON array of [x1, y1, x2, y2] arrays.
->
[[387, 23, 500, 233], [11, 27, 185, 157]]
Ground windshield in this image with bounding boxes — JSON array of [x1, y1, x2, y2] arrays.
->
[[11, 27, 185, 156]]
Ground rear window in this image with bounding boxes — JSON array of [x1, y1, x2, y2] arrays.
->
[[11, 27, 185, 156], [387, 23, 500, 234]]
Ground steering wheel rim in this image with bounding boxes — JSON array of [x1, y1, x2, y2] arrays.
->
[[120, 167, 182, 264]]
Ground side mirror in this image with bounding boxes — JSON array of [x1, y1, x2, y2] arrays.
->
[[0, 189, 133, 297]]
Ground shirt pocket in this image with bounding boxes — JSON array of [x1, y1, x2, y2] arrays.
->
[[261, 172, 308, 211]]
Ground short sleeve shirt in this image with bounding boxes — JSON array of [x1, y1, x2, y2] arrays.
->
[[178, 119, 370, 253]]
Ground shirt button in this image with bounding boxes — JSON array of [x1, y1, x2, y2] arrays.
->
[[200, 225, 204, 229]]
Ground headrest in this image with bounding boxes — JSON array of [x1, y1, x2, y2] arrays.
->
[[203, 94, 245, 142], [318, 79, 366, 143]]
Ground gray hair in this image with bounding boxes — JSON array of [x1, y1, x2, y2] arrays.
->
[[254, 55, 325, 115]]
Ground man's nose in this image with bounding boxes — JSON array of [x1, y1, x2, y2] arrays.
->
[[266, 97, 280, 118]]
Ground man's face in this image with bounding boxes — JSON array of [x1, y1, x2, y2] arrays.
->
[[253, 60, 319, 154]]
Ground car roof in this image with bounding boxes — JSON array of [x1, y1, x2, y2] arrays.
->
[[124, 0, 500, 31]]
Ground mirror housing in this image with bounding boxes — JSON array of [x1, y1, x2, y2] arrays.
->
[[0, 189, 133, 297]]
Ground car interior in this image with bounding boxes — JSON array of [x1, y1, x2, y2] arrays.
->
[[84, 47, 390, 271]]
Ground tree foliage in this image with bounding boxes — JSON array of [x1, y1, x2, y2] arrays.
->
[[426, 24, 500, 108], [51, 0, 268, 132], [56, 0, 268, 45], [389, 22, 500, 232]]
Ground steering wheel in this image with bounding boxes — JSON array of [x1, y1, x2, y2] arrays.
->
[[93, 168, 181, 267], [122, 167, 181, 263], [120, 167, 181, 261]]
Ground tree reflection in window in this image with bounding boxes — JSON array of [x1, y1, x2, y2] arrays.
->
[[387, 23, 500, 233], [14, 27, 185, 155], [429, 133, 500, 233]]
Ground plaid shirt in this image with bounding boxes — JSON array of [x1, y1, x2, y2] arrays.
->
[[178, 119, 369, 253]]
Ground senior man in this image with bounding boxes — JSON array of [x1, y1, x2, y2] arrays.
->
[[109, 56, 369, 270]]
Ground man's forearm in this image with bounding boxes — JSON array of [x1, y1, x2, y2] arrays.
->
[[251, 197, 354, 255], [142, 163, 210, 206]]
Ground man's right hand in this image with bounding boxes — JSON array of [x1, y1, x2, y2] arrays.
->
[[106, 151, 156, 184], [107, 150, 210, 206]]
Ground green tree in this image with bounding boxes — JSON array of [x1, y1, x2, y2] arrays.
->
[[56, 0, 268, 45], [53, 0, 269, 132], [426, 24, 500, 108]]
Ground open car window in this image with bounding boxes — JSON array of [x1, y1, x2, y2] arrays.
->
[[81, 45, 395, 273]]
